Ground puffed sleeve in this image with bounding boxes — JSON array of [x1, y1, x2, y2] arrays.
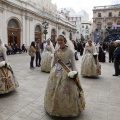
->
[[51, 51, 57, 68], [3, 47, 7, 62], [69, 49, 77, 71]]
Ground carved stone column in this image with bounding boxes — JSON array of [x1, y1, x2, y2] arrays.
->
[[0, 7, 4, 39]]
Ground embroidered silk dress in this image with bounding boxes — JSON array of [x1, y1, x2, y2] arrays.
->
[[0, 46, 19, 94], [81, 45, 100, 76], [41, 45, 53, 72], [44, 48, 84, 117]]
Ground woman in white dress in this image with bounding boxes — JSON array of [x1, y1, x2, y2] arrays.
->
[[81, 40, 101, 76], [44, 35, 85, 117], [41, 39, 54, 72], [0, 39, 19, 94]]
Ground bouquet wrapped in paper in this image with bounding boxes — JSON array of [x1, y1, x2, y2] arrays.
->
[[68, 71, 78, 79], [0, 61, 6, 67], [93, 53, 98, 59]]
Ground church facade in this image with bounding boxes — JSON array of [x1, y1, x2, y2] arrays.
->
[[0, 0, 76, 47]]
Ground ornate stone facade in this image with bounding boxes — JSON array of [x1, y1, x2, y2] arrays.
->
[[93, 4, 120, 40], [0, 0, 76, 47]]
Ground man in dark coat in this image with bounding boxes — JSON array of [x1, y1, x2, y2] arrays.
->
[[108, 42, 116, 63], [79, 41, 84, 56], [113, 40, 120, 76]]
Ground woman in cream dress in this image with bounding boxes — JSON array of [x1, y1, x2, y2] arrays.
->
[[44, 35, 85, 117], [81, 40, 101, 76], [41, 39, 54, 72], [0, 39, 19, 94]]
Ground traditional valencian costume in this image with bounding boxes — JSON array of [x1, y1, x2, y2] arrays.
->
[[0, 39, 19, 94], [41, 39, 54, 72], [44, 35, 85, 117], [81, 40, 101, 76]]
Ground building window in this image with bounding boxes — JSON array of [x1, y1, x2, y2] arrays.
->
[[86, 30, 89, 33], [82, 25, 84, 28], [98, 13, 101, 17], [109, 12, 112, 17], [97, 24, 101, 29], [86, 25, 88, 29]]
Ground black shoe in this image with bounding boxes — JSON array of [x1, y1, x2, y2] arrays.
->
[[109, 61, 111, 63], [113, 74, 118, 76]]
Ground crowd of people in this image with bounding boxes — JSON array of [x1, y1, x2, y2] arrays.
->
[[5, 43, 27, 55], [0, 34, 120, 117]]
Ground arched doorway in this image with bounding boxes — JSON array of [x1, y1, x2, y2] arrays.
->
[[8, 19, 21, 47], [35, 25, 42, 43], [51, 29, 56, 43], [117, 21, 120, 25], [107, 22, 113, 29]]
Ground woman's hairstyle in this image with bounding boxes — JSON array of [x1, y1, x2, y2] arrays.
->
[[57, 35, 67, 44], [31, 41, 35, 48]]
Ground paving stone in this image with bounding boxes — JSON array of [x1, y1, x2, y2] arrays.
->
[[0, 53, 119, 120]]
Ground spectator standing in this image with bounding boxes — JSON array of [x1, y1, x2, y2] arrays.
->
[[113, 40, 120, 76], [29, 41, 36, 69], [108, 42, 116, 63], [35, 39, 41, 67]]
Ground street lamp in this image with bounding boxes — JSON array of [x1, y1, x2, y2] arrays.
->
[[69, 29, 72, 40], [42, 21, 49, 40]]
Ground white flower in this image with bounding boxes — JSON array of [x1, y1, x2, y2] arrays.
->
[[93, 53, 98, 55], [104, 51, 106, 53], [68, 71, 78, 79], [50, 54, 54, 58], [0, 61, 6, 67]]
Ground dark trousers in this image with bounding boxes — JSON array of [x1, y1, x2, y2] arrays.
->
[[36, 52, 41, 66], [114, 58, 120, 75], [22, 48, 27, 53], [75, 51, 78, 60], [30, 56, 35, 68], [109, 52, 114, 62]]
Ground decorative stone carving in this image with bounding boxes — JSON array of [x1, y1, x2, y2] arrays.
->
[[0, 7, 4, 13], [25, 16, 33, 21], [58, 25, 61, 29]]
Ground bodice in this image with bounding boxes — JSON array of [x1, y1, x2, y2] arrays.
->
[[46, 45, 52, 52], [85, 46, 94, 55]]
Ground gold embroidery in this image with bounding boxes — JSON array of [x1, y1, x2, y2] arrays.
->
[[0, 68, 13, 91]]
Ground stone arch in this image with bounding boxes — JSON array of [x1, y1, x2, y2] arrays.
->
[[7, 18, 21, 47], [117, 21, 120, 25], [51, 28, 57, 43], [107, 21, 113, 29], [35, 24, 42, 43]]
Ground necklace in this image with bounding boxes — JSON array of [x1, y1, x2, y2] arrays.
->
[[60, 46, 66, 49]]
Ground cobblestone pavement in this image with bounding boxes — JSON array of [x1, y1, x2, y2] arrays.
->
[[0, 53, 120, 120]]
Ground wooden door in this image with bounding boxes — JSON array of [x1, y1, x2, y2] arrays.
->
[[35, 32, 42, 43], [8, 28, 20, 47]]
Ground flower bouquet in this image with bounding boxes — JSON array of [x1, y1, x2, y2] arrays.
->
[[50, 54, 54, 58], [68, 71, 78, 79], [68, 71, 83, 92], [0, 61, 7, 67], [93, 53, 98, 59]]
